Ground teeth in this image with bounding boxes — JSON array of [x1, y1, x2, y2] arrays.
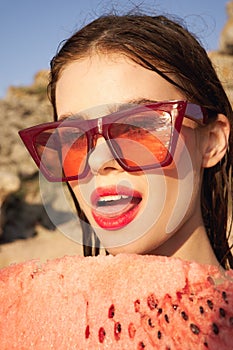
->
[[98, 195, 129, 203]]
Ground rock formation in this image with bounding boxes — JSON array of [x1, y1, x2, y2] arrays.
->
[[209, 1, 233, 106], [220, 1, 233, 54], [0, 71, 56, 241]]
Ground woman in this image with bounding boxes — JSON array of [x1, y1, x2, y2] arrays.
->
[[19, 13, 233, 269]]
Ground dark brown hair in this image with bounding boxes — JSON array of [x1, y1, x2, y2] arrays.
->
[[48, 14, 233, 268]]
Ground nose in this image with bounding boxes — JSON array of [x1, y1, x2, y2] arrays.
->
[[88, 137, 122, 175]]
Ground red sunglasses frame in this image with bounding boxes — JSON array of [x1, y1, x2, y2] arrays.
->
[[18, 100, 208, 182]]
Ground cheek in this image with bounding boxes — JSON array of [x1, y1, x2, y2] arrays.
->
[[70, 180, 90, 215], [164, 128, 202, 234]]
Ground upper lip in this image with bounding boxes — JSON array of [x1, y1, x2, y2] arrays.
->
[[91, 185, 142, 207]]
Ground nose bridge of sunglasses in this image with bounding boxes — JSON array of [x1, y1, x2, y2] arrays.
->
[[88, 128, 109, 153], [88, 119, 120, 166], [89, 116, 110, 149], [92, 133, 107, 148]]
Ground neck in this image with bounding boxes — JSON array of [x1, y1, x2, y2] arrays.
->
[[172, 226, 220, 266], [150, 210, 220, 267]]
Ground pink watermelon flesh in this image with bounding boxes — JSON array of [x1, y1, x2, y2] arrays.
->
[[0, 254, 232, 349]]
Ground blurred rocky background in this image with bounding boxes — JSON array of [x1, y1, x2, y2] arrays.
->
[[209, 1, 233, 106], [0, 71, 83, 267], [0, 2, 233, 267], [0, 71, 52, 238]]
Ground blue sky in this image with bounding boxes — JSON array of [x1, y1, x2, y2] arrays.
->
[[0, 0, 229, 98]]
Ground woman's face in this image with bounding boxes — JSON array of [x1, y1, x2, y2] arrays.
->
[[55, 53, 205, 256]]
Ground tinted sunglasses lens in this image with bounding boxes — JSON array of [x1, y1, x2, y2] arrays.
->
[[34, 126, 88, 179], [109, 110, 172, 168]]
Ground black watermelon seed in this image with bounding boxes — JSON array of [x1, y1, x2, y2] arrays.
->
[[138, 341, 146, 349], [219, 308, 226, 318], [229, 317, 233, 326], [199, 306, 205, 314], [108, 304, 115, 318], [222, 291, 228, 304], [148, 318, 154, 328], [116, 322, 121, 333], [204, 341, 209, 348], [158, 330, 162, 339], [207, 300, 214, 310], [114, 322, 122, 340], [164, 314, 169, 323], [190, 323, 200, 335], [98, 327, 106, 343], [181, 311, 189, 321], [157, 308, 163, 315], [173, 304, 178, 310], [212, 323, 219, 335]]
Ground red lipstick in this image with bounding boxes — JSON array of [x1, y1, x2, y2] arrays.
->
[[91, 186, 142, 230]]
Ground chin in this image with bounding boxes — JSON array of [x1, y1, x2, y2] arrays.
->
[[103, 241, 151, 256]]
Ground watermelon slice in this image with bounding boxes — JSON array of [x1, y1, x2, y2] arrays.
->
[[0, 254, 232, 349]]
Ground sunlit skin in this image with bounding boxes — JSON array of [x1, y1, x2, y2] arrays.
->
[[55, 53, 229, 265]]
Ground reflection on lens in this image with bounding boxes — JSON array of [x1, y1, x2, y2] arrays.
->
[[108, 111, 172, 168], [35, 126, 88, 179], [35, 130, 64, 178], [59, 127, 88, 178]]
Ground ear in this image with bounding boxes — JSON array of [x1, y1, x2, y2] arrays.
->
[[202, 114, 230, 168]]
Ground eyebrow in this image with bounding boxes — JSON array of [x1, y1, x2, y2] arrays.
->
[[59, 114, 85, 121], [59, 98, 159, 121], [127, 98, 158, 105]]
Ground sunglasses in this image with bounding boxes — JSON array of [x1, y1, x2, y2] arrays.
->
[[18, 100, 208, 182]]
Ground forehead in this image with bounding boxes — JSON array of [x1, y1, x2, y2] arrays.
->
[[55, 53, 184, 118]]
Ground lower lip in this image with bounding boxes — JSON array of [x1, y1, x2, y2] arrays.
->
[[92, 202, 141, 230], [91, 187, 142, 230]]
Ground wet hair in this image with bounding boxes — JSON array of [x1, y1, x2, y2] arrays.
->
[[48, 13, 233, 269]]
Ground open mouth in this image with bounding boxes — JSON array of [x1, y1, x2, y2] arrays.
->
[[91, 186, 142, 230]]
